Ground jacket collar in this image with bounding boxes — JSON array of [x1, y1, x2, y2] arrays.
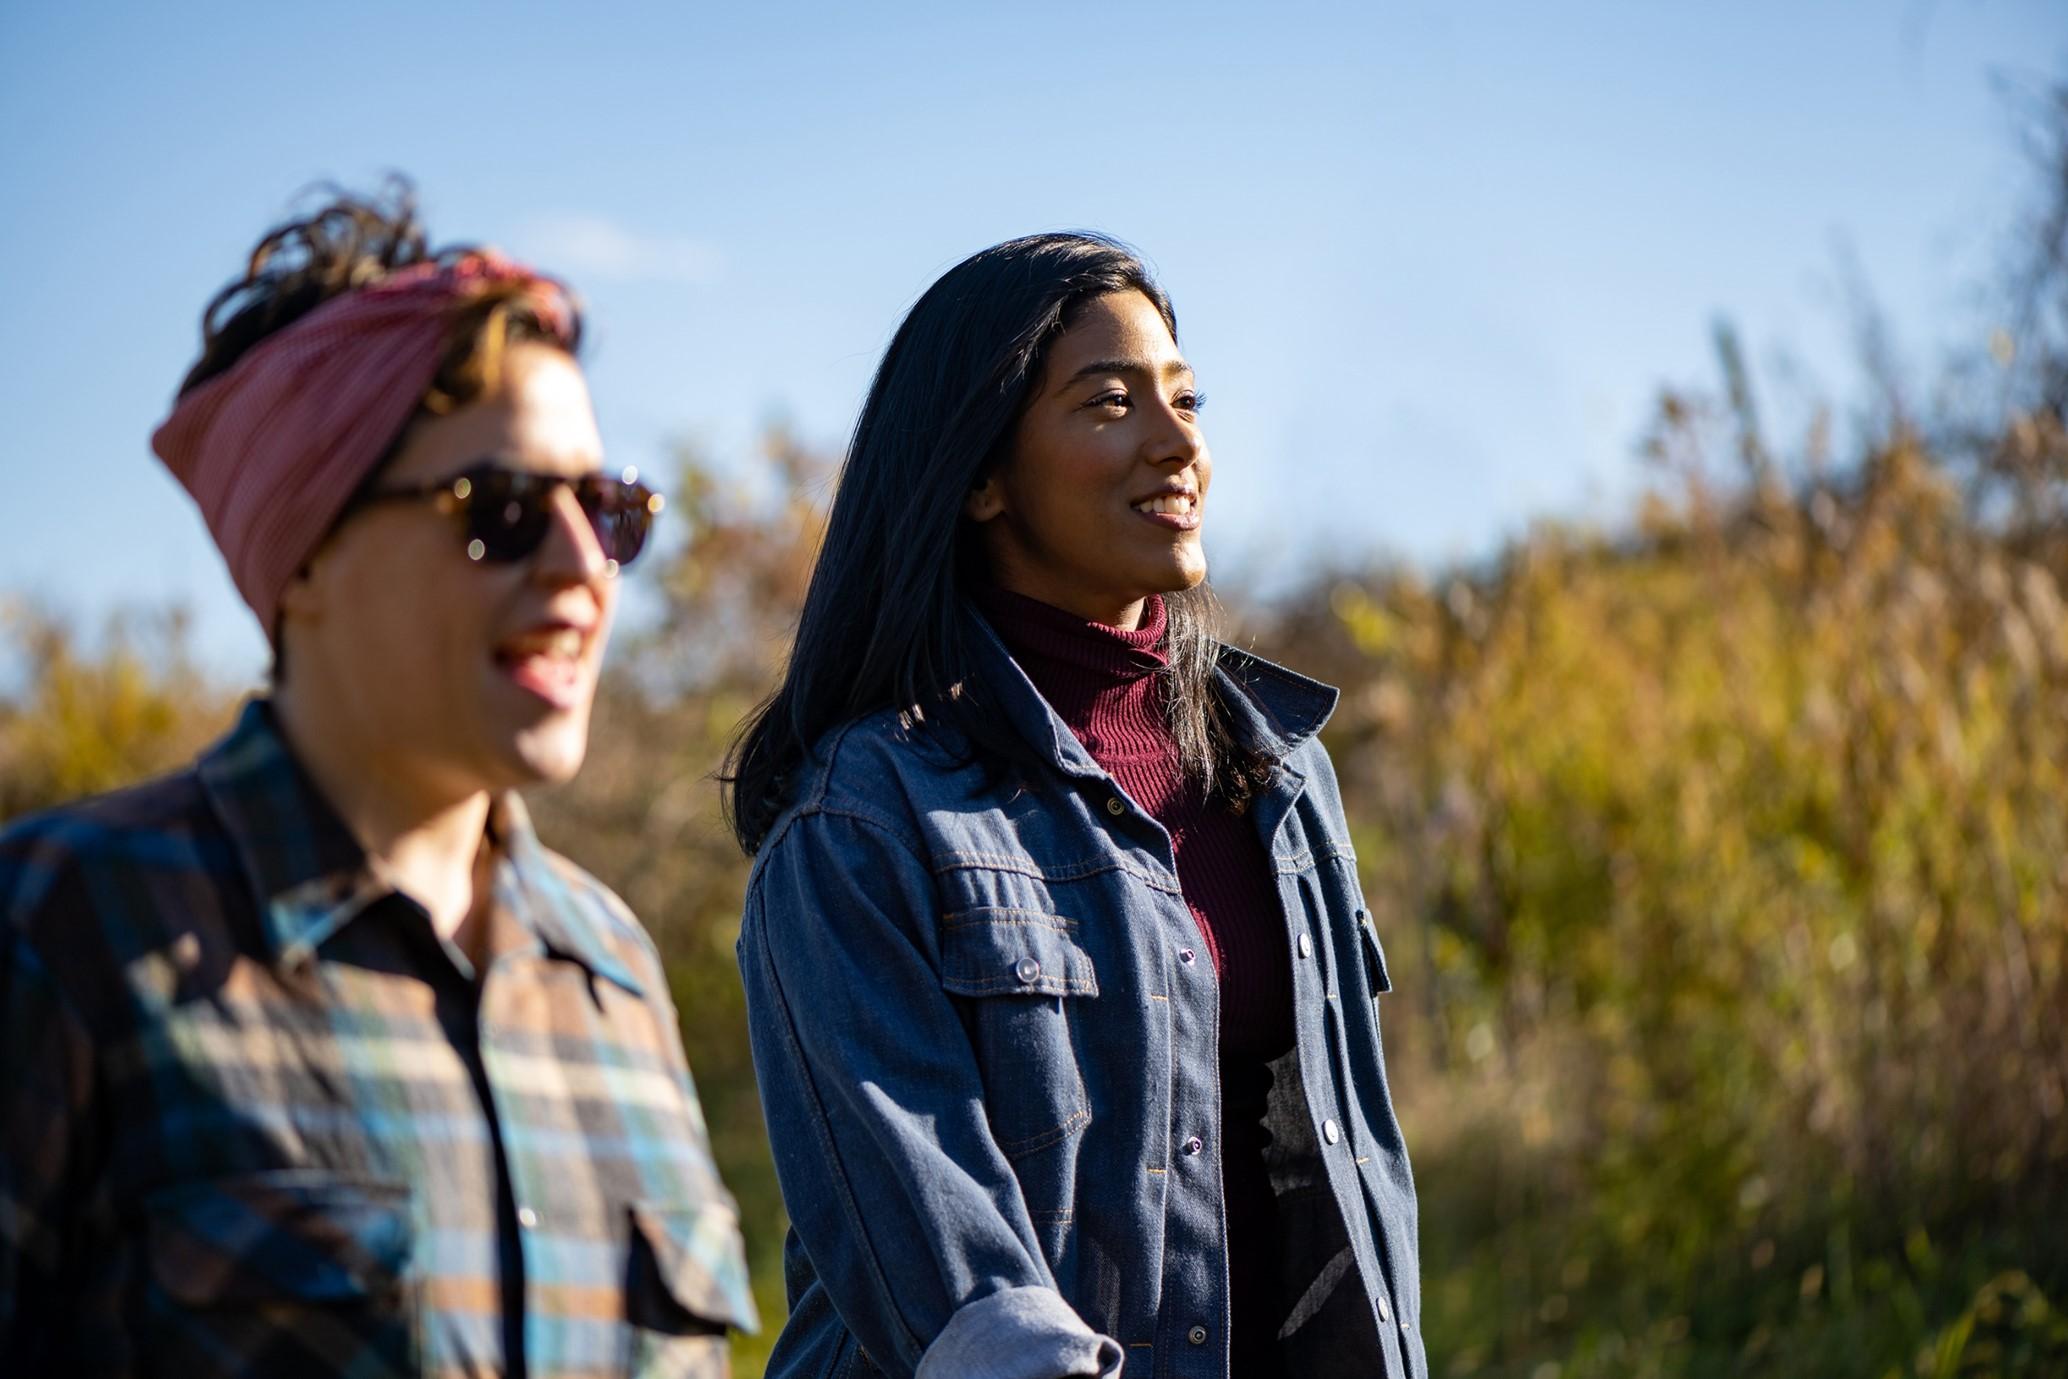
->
[[195, 698, 640, 993], [963, 604, 1339, 776], [1208, 645, 1340, 758]]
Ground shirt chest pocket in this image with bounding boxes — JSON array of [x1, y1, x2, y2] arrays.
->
[[143, 1170, 417, 1377], [937, 906, 1100, 1159], [624, 1200, 760, 1369]]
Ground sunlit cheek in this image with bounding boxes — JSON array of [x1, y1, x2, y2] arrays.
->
[[593, 587, 622, 655]]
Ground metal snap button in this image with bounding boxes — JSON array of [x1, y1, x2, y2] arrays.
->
[[1182, 1136, 1204, 1156], [1322, 1118, 1341, 1145], [1014, 957, 1040, 984], [1187, 1325, 1208, 1346], [1105, 796, 1125, 816], [1178, 948, 1196, 965], [1296, 933, 1312, 959], [170, 931, 203, 973]]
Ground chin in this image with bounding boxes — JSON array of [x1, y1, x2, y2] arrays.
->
[[506, 719, 591, 787], [1153, 554, 1209, 594]]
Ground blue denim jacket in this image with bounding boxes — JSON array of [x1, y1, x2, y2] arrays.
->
[[739, 611, 1424, 1379]]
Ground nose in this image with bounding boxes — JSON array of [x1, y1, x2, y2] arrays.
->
[[531, 483, 614, 586], [1142, 395, 1205, 469]]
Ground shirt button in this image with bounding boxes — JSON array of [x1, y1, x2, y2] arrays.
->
[[1182, 1136, 1204, 1156], [1377, 1294, 1391, 1323], [170, 932, 203, 973], [1178, 948, 1196, 966], [517, 1205, 539, 1229], [1323, 1118, 1341, 1145], [1014, 957, 1040, 984], [1355, 907, 1368, 922], [1187, 1325, 1208, 1346], [1296, 933, 1312, 959], [1105, 796, 1125, 816]]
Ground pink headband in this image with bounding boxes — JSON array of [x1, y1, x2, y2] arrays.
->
[[150, 250, 575, 639]]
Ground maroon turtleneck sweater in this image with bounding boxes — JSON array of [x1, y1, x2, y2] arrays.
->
[[978, 587, 1294, 1374]]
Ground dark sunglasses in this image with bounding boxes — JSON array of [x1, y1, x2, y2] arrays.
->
[[356, 462, 664, 571]]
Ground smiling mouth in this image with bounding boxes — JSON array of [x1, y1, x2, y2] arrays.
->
[[1130, 491, 1202, 529], [493, 626, 593, 709]]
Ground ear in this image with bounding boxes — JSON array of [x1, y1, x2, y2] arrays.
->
[[965, 473, 1006, 523], [274, 561, 326, 628]]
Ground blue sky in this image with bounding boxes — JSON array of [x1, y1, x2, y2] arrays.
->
[[1, 0, 2059, 677]]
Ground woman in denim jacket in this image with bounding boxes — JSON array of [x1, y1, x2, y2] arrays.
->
[[727, 234, 1423, 1379]]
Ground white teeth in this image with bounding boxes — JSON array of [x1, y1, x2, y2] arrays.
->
[[504, 628, 584, 659], [1133, 494, 1195, 516]]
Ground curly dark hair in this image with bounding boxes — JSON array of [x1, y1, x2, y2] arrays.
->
[[177, 176, 583, 416]]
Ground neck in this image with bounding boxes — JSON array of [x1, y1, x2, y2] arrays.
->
[[272, 685, 494, 945], [984, 563, 1148, 629], [1093, 597, 1149, 631]]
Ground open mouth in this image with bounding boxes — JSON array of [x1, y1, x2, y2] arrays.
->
[[493, 625, 591, 709], [1131, 491, 1202, 528]]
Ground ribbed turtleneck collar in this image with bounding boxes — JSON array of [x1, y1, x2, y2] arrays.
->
[[975, 587, 1171, 763], [977, 586, 1167, 673]]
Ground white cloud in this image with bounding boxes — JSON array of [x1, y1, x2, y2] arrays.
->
[[517, 214, 723, 287]]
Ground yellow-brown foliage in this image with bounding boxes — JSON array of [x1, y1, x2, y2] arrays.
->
[[0, 601, 233, 820], [1257, 420, 2068, 1372]]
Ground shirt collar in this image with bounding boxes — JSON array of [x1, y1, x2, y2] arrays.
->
[[963, 605, 1339, 774], [195, 698, 641, 994], [486, 793, 645, 996]]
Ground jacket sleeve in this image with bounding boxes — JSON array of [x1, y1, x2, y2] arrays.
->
[[739, 805, 1123, 1379], [0, 864, 99, 1365]]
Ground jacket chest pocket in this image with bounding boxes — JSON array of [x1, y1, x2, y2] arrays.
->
[[143, 1171, 417, 1378], [938, 907, 1100, 1159], [1306, 853, 1394, 1000]]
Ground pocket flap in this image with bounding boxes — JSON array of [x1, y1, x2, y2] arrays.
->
[[1359, 920, 1394, 995], [147, 1171, 412, 1306], [939, 913, 1099, 998], [629, 1200, 761, 1334]]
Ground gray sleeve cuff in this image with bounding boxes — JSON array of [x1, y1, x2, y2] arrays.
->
[[916, 1285, 1125, 1379]]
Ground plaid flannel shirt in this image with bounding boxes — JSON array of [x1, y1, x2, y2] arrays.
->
[[0, 700, 756, 1377]]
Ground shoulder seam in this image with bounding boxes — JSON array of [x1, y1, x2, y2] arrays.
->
[[816, 803, 930, 869], [762, 798, 930, 874]]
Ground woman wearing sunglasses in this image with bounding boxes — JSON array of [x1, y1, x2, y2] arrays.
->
[[0, 185, 754, 1374], [726, 234, 1424, 1379]]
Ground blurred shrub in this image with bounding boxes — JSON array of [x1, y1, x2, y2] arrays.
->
[[1243, 85, 2068, 1373], [0, 600, 232, 820], [1264, 423, 2068, 1376]]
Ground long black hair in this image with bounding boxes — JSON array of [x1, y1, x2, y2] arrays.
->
[[723, 232, 1267, 854]]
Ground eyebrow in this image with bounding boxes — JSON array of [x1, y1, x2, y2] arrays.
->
[[1058, 356, 1196, 388]]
